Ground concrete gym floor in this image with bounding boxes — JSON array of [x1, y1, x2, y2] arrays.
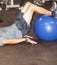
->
[[0, 1, 57, 65]]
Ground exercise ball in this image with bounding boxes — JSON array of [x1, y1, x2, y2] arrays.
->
[[34, 14, 57, 41]]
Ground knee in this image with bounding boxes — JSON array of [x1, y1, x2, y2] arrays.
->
[[25, 1, 32, 5]]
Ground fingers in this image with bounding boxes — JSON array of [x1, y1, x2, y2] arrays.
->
[[26, 38, 37, 45], [31, 40, 37, 45], [29, 40, 37, 45], [24, 35, 33, 39], [24, 35, 38, 45]]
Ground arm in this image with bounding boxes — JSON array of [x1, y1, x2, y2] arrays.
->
[[2, 37, 37, 45], [3, 38, 26, 45]]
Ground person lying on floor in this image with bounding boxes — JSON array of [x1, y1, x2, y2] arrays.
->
[[0, 1, 57, 46]]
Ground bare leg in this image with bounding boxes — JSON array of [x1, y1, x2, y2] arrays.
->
[[21, 2, 32, 13], [23, 6, 34, 25], [31, 4, 52, 15], [22, 2, 52, 25]]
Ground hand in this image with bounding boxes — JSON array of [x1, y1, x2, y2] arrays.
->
[[25, 38, 37, 45], [24, 35, 33, 39]]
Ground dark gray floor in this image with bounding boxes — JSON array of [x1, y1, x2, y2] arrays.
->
[[0, 42, 57, 65]]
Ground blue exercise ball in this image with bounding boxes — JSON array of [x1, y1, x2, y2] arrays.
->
[[34, 14, 57, 41]]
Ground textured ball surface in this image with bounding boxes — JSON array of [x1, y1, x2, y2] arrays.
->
[[34, 15, 57, 41]]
